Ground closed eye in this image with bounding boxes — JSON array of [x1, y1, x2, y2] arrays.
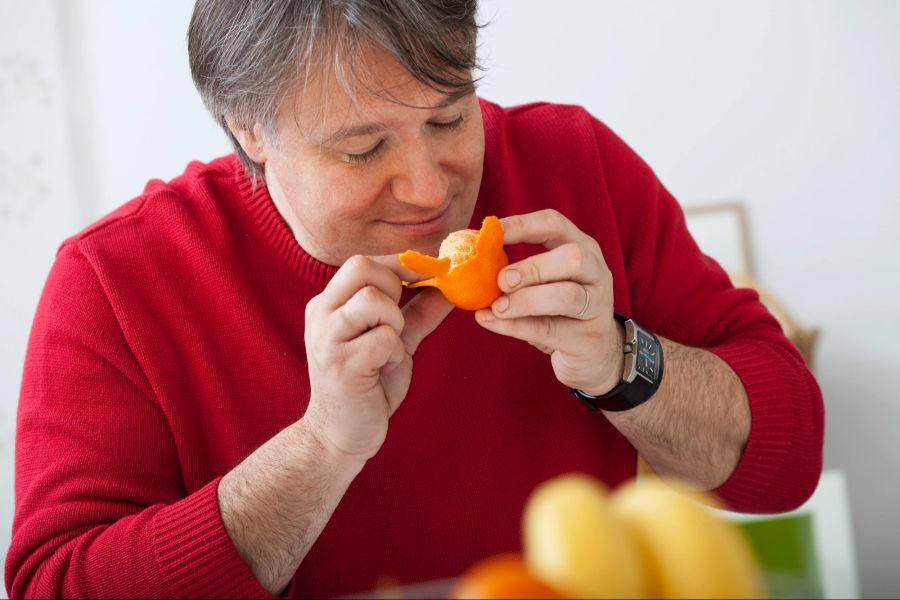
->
[[429, 115, 464, 130], [345, 115, 463, 164], [346, 140, 385, 164]]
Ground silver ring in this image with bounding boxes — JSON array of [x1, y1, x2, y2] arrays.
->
[[575, 285, 591, 318]]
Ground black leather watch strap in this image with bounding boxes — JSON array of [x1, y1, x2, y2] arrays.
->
[[572, 313, 664, 412]]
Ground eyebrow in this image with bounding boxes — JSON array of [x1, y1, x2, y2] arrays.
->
[[319, 88, 474, 146]]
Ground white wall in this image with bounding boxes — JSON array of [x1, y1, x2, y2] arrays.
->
[[63, 0, 229, 217], [1, 1, 898, 597], [476, 2, 900, 597], [1, 3, 81, 597]]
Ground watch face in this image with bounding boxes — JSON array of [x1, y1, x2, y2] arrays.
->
[[635, 330, 660, 382]]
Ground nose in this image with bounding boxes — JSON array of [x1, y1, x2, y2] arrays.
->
[[390, 145, 449, 209]]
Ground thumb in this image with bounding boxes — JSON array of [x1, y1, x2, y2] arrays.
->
[[400, 287, 453, 355]]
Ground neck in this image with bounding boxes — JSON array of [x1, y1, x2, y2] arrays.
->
[[263, 162, 343, 267]]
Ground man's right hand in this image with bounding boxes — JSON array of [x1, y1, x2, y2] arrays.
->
[[219, 254, 451, 595], [302, 254, 452, 462]]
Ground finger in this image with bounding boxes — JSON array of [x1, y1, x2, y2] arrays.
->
[[345, 324, 406, 377], [382, 353, 413, 416], [492, 282, 600, 321], [400, 287, 454, 355], [368, 253, 432, 284], [322, 255, 403, 310], [499, 209, 587, 248], [497, 242, 606, 293], [474, 311, 584, 353], [530, 341, 554, 354], [333, 285, 405, 342]]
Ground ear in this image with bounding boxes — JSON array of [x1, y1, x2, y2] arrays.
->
[[225, 116, 268, 164]]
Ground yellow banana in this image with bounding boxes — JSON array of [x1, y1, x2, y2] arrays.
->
[[609, 478, 765, 599], [522, 473, 646, 598]]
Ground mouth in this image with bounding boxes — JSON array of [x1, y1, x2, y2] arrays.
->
[[381, 203, 453, 235]]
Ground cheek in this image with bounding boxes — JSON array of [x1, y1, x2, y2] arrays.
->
[[461, 135, 486, 176], [451, 119, 486, 180], [320, 167, 391, 217]]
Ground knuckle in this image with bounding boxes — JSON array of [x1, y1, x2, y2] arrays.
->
[[335, 304, 356, 330], [601, 265, 612, 287], [364, 340, 388, 366], [537, 317, 555, 340], [526, 259, 542, 285], [374, 328, 402, 360], [344, 254, 370, 272], [544, 208, 566, 229], [506, 290, 526, 315], [564, 283, 584, 309], [393, 309, 406, 333], [589, 240, 605, 268], [359, 285, 381, 303], [564, 243, 584, 272], [373, 323, 398, 346]]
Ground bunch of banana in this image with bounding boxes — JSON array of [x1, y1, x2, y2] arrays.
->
[[521, 473, 765, 599]]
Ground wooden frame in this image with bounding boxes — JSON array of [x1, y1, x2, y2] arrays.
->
[[683, 201, 756, 278], [683, 200, 819, 369]]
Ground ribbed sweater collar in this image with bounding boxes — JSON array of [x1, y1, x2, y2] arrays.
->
[[232, 156, 339, 288]]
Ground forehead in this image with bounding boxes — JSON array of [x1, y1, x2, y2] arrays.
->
[[279, 43, 468, 138]]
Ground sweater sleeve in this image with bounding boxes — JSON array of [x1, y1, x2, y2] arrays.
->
[[592, 119, 824, 514], [5, 243, 272, 599]]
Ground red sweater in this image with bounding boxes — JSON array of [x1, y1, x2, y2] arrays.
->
[[7, 99, 823, 598]]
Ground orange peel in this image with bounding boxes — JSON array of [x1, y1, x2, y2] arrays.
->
[[399, 215, 509, 310]]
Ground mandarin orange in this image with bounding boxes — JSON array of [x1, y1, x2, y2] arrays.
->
[[449, 553, 564, 599], [399, 215, 509, 310]]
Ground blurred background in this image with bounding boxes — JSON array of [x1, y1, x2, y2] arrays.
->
[[1, 0, 898, 597]]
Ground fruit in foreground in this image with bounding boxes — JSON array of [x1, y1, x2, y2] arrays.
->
[[609, 478, 765, 598], [522, 473, 646, 598], [449, 552, 564, 599], [399, 215, 509, 310]]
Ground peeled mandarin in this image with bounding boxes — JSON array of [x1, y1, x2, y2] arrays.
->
[[440, 228, 480, 266], [399, 215, 509, 310]]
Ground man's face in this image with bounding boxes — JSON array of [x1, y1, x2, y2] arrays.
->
[[251, 46, 485, 266]]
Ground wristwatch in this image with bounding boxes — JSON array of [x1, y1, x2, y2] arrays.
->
[[571, 313, 664, 412]]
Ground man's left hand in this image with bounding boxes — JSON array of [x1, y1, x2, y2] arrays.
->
[[474, 209, 625, 396]]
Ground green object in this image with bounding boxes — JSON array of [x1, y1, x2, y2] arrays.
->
[[738, 513, 823, 599]]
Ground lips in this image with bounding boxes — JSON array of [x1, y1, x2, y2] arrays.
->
[[386, 213, 443, 226], [381, 203, 453, 234]]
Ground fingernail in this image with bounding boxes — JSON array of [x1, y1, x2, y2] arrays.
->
[[505, 269, 521, 288], [477, 310, 494, 323], [494, 296, 509, 313]]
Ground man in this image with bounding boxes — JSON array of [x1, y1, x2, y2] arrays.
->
[[6, 1, 823, 598]]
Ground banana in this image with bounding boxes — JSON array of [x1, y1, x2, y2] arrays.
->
[[609, 478, 765, 599], [522, 473, 646, 598]]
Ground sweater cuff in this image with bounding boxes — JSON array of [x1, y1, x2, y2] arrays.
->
[[150, 477, 275, 598], [707, 340, 811, 513]]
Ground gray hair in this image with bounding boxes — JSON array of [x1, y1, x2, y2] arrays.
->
[[188, 0, 482, 182]]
